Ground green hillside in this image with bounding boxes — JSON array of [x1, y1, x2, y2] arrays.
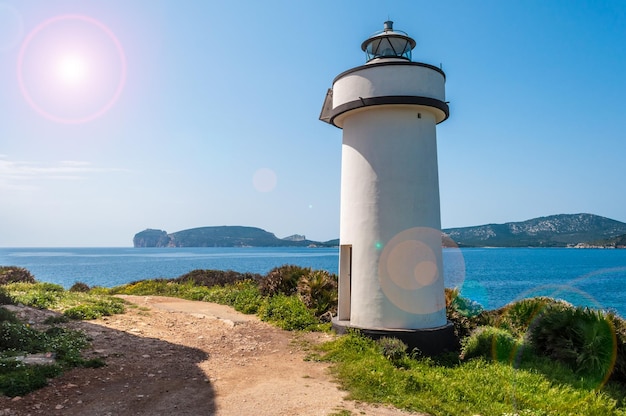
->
[[443, 213, 626, 247]]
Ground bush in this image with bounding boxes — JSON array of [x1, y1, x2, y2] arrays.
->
[[257, 294, 319, 331], [43, 315, 70, 325], [14, 289, 61, 310], [491, 297, 562, 338], [63, 299, 125, 320], [376, 337, 408, 366], [0, 308, 19, 324], [44, 327, 89, 364], [0, 365, 60, 397], [445, 288, 481, 340], [69, 282, 91, 293], [111, 279, 170, 295], [0, 324, 91, 396], [461, 326, 524, 362], [528, 305, 616, 380], [230, 281, 263, 314], [609, 314, 626, 382], [259, 265, 310, 297], [0, 267, 36, 285], [297, 270, 338, 318], [0, 288, 14, 306], [173, 269, 262, 287]]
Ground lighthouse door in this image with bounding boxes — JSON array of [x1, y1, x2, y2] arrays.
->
[[338, 245, 352, 321]]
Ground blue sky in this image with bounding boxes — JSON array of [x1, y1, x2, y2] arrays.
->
[[1, 1, 625, 247]]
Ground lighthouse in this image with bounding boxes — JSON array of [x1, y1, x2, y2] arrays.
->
[[320, 21, 455, 353]]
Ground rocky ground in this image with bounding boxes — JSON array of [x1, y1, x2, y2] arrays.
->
[[0, 296, 423, 415]]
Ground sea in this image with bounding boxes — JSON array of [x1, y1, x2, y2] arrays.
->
[[1, 247, 626, 317]]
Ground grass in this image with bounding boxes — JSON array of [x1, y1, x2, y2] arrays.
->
[[0, 307, 101, 397], [4, 282, 126, 319], [0, 282, 127, 396], [317, 332, 626, 416]]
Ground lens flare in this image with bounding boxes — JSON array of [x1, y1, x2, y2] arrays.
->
[[252, 168, 277, 192], [55, 53, 88, 85], [17, 14, 126, 124], [378, 227, 446, 315]]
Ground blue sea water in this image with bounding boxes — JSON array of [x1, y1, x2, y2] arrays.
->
[[1, 247, 626, 317]]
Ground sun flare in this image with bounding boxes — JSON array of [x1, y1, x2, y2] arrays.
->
[[55, 53, 88, 85], [17, 14, 126, 124]]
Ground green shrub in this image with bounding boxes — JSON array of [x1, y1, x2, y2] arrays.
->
[[32, 282, 64, 293], [4, 282, 65, 310], [257, 294, 319, 331], [297, 270, 338, 318], [461, 326, 524, 362], [83, 357, 106, 368], [111, 279, 171, 295], [16, 290, 60, 310], [43, 315, 70, 325], [230, 281, 263, 314], [63, 299, 125, 320], [0, 322, 46, 352], [492, 297, 563, 337], [44, 327, 89, 364], [0, 288, 14, 306], [69, 282, 91, 293], [445, 288, 481, 340], [528, 305, 616, 380], [259, 265, 310, 297], [0, 364, 60, 397], [87, 286, 111, 295], [376, 337, 408, 366], [0, 308, 19, 324], [0, 324, 91, 396], [0, 267, 36, 285], [609, 314, 626, 382], [172, 269, 262, 287]]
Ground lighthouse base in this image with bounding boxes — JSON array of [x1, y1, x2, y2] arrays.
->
[[331, 319, 458, 357]]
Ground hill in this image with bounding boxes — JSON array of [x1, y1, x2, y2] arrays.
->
[[443, 213, 626, 247], [133, 226, 337, 248]]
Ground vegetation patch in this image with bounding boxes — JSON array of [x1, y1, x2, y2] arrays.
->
[[0, 307, 99, 397], [3, 263, 626, 414], [4, 282, 126, 319], [318, 332, 626, 415]]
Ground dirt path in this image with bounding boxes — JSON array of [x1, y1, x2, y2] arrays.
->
[[0, 296, 424, 416]]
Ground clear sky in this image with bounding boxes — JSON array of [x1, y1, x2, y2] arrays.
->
[[1, 1, 625, 247]]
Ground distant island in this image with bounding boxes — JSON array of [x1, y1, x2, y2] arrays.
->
[[443, 213, 626, 248], [134, 214, 626, 249], [133, 226, 339, 248]]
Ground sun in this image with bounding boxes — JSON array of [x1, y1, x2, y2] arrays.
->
[[17, 14, 126, 124], [55, 53, 89, 85]]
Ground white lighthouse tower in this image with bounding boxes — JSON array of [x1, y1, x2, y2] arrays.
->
[[320, 21, 455, 353]]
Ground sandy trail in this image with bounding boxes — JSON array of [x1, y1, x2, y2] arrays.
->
[[0, 295, 424, 416]]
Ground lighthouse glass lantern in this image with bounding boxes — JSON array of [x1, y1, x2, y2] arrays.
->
[[361, 20, 416, 61], [320, 21, 456, 354]]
